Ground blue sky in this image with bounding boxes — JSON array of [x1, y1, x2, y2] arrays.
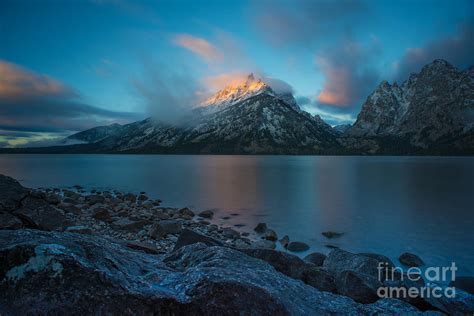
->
[[0, 0, 473, 146]]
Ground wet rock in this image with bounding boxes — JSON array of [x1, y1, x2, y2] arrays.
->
[[265, 229, 278, 241], [138, 194, 148, 202], [399, 252, 424, 267], [123, 193, 137, 204], [241, 248, 311, 280], [14, 197, 70, 231], [112, 218, 151, 233], [91, 207, 112, 223], [45, 193, 61, 205], [362, 298, 421, 314], [424, 287, 474, 315], [279, 235, 289, 247], [302, 267, 337, 293], [178, 207, 195, 218], [254, 223, 267, 233], [0, 213, 23, 229], [322, 231, 344, 238], [251, 239, 276, 249], [335, 270, 383, 303], [450, 276, 474, 295], [222, 227, 240, 239], [304, 252, 327, 266], [173, 229, 223, 251], [57, 203, 82, 215], [62, 189, 81, 201], [198, 210, 214, 219], [323, 249, 381, 280], [0, 174, 28, 212], [286, 241, 310, 252], [86, 194, 105, 206], [149, 220, 182, 239], [65, 225, 92, 234]]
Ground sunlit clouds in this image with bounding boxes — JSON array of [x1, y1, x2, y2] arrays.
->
[[173, 34, 224, 63]]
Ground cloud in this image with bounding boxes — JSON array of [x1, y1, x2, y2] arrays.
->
[[392, 19, 474, 81], [173, 34, 224, 63], [253, 0, 368, 46], [132, 59, 204, 124], [297, 96, 356, 125], [0, 60, 143, 147], [315, 37, 381, 107]]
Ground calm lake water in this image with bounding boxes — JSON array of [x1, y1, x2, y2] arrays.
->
[[1, 154, 473, 274]]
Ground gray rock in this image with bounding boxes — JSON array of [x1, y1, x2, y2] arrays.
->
[[178, 207, 195, 218], [254, 222, 267, 233], [302, 267, 336, 293], [112, 218, 151, 233], [149, 219, 182, 239], [57, 203, 82, 215], [241, 248, 311, 280], [450, 276, 474, 295], [13, 197, 69, 231], [124, 240, 159, 254], [222, 227, 240, 239], [86, 194, 105, 206], [138, 194, 148, 201], [198, 210, 214, 218], [286, 241, 310, 252], [45, 193, 61, 205], [399, 252, 424, 267], [323, 249, 381, 280], [62, 189, 81, 201], [0, 229, 429, 315], [322, 231, 344, 238], [251, 239, 276, 249], [424, 286, 474, 315], [335, 270, 383, 303], [265, 229, 278, 241], [0, 213, 23, 229], [279, 235, 289, 247], [65, 226, 92, 234], [173, 229, 223, 251], [0, 174, 28, 212], [123, 193, 137, 203], [91, 207, 112, 222], [304, 252, 327, 266]]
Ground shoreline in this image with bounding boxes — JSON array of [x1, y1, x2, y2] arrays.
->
[[1, 174, 473, 314]]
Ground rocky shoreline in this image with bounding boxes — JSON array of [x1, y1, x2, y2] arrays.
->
[[1, 174, 473, 315]]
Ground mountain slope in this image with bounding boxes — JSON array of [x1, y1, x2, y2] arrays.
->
[[66, 123, 123, 144], [344, 59, 474, 153]]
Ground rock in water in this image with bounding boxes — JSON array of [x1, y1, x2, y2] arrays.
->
[[322, 231, 344, 238], [254, 223, 267, 233], [265, 229, 278, 241], [399, 252, 424, 267], [286, 241, 310, 252], [198, 210, 214, 218]]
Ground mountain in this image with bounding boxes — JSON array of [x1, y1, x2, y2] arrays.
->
[[343, 59, 474, 154], [66, 74, 340, 154], [66, 123, 123, 144]]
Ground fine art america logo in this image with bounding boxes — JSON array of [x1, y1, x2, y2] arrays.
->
[[377, 262, 458, 299]]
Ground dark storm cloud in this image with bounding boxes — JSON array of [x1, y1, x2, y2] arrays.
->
[[0, 60, 144, 136], [393, 19, 474, 81]]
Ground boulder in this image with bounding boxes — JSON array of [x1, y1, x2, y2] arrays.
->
[[86, 194, 105, 206], [91, 207, 112, 222], [302, 267, 337, 293], [241, 248, 311, 280], [286, 241, 310, 252], [173, 229, 223, 251], [57, 203, 82, 215], [45, 193, 61, 205], [0, 229, 430, 315], [13, 197, 69, 231], [149, 220, 182, 239], [322, 231, 344, 238], [123, 193, 137, 204], [62, 189, 81, 201], [0, 213, 23, 230], [198, 210, 214, 219], [178, 207, 195, 218], [265, 229, 278, 241], [450, 276, 474, 295], [222, 227, 240, 239], [254, 223, 267, 233], [323, 249, 382, 280], [399, 252, 424, 267], [279, 235, 289, 247], [423, 286, 474, 315], [251, 239, 276, 249], [112, 218, 151, 233], [0, 174, 28, 212], [138, 194, 148, 202], [304, 252, 327, 266], [124, 240, 159, 254], [335, 270, 383, 304]]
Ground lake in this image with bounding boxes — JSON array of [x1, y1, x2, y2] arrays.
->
[[1, 154, 473, 275]]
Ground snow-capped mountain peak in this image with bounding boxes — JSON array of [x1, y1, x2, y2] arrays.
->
[[201, 73, 273, 108]]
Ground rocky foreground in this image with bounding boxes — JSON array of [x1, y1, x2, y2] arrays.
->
[[1, 175, 473, 315]]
